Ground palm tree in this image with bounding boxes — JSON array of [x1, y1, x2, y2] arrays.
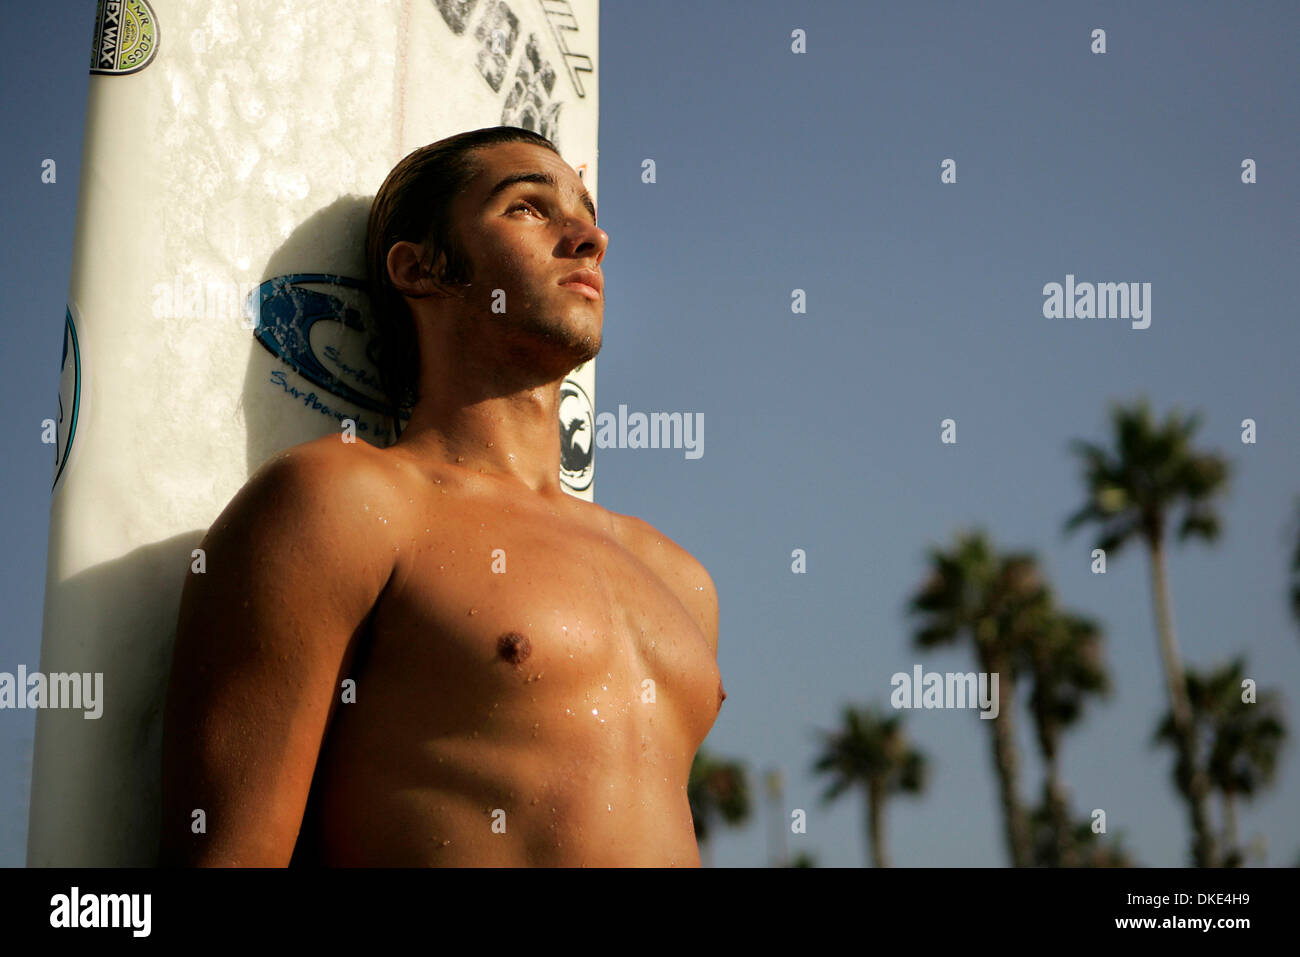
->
[[1065, 397, 1229, 866], [1155, 660, 1286, 866], [1022, 596, 1110, 866], [812, 704, 926, 866], [908, 529, 1039, 866], [1028, 802, 1138, 867], [687, 749, 750, 867]]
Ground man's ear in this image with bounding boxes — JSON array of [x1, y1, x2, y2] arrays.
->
[[387, 241, 451, 299]]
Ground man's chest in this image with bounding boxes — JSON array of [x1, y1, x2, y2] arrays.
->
[[361, 500, 721, 740]]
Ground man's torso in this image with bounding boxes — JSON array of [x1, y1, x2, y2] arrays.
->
[[290, 438, 722, 866]]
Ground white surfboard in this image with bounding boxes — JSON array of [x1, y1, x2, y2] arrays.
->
[[29, 0, 599, 866]]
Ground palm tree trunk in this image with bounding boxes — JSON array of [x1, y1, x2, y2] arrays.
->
[[1045, 751, 1075, 868], [1147, 536, 1217, 867], [867, 780, 887, 867], [1222, 791, 1239, 864], [983, 648, 1031, 867], [765, 771, 787, 868]]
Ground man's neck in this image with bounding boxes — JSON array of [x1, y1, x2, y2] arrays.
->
[[393, 376, 567, 495]]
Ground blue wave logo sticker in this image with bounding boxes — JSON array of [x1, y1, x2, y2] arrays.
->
[[54, 306, 83, 491], [251, 273, 399, 416]]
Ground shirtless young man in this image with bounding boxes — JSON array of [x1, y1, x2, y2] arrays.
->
[[158, 126, 725, 867]]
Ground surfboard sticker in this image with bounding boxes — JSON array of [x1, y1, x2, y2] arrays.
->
[[53, 304, 84, 492], [560, 371, 594, 492], [90, 0, 159, 76], [252, 273, 405, 444]]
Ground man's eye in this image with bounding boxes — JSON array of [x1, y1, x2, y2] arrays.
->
[[510, 201, 541, 216]]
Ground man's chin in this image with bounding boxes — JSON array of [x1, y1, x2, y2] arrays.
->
[[530, 313, 601, 364], [503, 322, 600, 377], [569, 331, 601, 366]]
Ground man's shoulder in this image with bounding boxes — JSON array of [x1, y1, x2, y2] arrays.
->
[[220, 435, 407, 554], [248, 434, 402, 504], [605, 509, 719, 652]]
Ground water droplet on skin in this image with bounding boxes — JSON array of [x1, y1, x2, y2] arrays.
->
[[591, 708, 598, 716], [487, 441, 494, 448], [363, 504, 370, 511], [425, 528, 430, 533], [456, 455, 464, 463], [565, 708, 573, 716], [469, 608, 478, 616], [408, 498, 413, 504], [607, 804, 612, 812], [434, 477, 442, 484]]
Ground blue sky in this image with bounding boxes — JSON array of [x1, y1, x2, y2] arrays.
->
[[1, 0, 1297, 867]]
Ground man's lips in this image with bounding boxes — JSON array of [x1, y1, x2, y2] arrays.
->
[[559, 281, 601, 300], [559, 268, 603, 299]]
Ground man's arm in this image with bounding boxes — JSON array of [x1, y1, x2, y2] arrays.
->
[[159, 441, 395, 866]]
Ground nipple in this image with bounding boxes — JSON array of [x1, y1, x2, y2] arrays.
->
[[497, 631, 533, 666]]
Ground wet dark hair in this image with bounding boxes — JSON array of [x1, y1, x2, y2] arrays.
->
[[365, 126, 561, 415]]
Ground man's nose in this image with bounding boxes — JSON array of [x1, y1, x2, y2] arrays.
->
[[566, 218, 608, 263]]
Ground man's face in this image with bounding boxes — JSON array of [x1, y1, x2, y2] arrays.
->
[[442, 141, 608, 368]]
